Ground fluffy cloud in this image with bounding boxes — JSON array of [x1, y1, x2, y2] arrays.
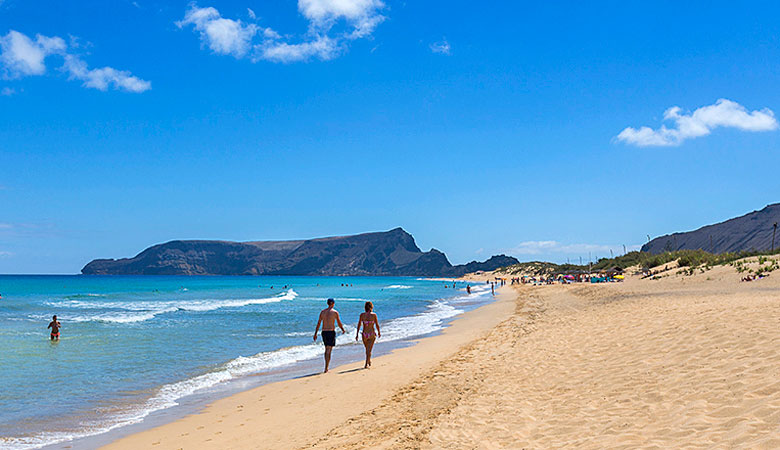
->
[[299, 0, 382, 22], [176, 6, 258, 58], [0, 30, 66, 77], [299, 0, 384, 38], [617, 99, 778, 147], [0, 30, 150, 93], [179, 1, 385, 63], [1, 86, 14, 96], [259, 36, 338, 63], [63, 55, 151, 93], [430, 38, 450, 55]]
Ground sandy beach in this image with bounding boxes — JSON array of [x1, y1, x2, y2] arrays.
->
[[103, 261, 780, 449]]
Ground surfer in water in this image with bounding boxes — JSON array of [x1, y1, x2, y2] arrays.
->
[[48, 315, 61, 341], [313, 298, 346, 373]]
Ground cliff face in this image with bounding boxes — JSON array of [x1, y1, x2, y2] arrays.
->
[[81, 228, 518, 276], [642, 203, 780, 254]]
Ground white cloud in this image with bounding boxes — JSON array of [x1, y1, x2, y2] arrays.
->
[[0, 30, 66, 77], [299, 0, 385, 38], [177, 5, 259, 58], [299, 0, 382, 22], [0, 251, 12, 258], [179, 1, 385, 63], [617, 99, 778, 147], [0, 30, 150, 93], [430, 38, 450, 55], [258, 36, 339, 63], [1, 86, 14, 96], [63, 55, 151, 93]]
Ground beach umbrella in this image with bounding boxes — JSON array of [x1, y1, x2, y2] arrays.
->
[[614, 275, 625, 280]]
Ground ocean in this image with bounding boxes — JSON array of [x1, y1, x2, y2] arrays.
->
[[0, 275, 492, 449]]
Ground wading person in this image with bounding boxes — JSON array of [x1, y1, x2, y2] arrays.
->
[[313, 298, 345, 373], [355, 301, 380, 368], [48, 315, 61, 341]]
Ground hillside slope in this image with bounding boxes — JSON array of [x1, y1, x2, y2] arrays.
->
[[642, 204, 780, 254], [81, 228, 518, 276]]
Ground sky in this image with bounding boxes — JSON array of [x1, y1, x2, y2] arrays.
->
[[2, 1, 780, 273]]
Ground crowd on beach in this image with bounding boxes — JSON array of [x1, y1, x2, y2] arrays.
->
[[742, 273, 770, 282], [502, 274, 625, 286]]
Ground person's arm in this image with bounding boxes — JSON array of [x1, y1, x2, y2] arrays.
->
[[355, 314, 362, 341], [313, 313, 322, 341], [374, 313, 380, 338], [336, 311, 346, 334], [47, 322, 52, 330]]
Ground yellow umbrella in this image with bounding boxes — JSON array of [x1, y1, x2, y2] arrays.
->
[[614, 275, 625, 280]]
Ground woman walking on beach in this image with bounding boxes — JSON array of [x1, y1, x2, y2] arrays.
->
[[356, 301, 380, 368]]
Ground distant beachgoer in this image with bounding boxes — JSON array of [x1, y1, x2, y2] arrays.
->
[[491, 284, 495, 295], [48, 315, 61, 341], [313, 298, 345, 373], [466, 285, 471, 294], [356, 301, 381, 369]]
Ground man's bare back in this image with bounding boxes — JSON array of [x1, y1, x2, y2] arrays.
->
[[319, 307, 339, 331], [313, 298, 346, 373]]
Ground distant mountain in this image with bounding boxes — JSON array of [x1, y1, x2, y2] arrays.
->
[[642, 204, 780, 254], [81, 228, 518, 277]]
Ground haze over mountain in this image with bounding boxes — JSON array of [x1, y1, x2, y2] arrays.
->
[[81, 228, 518, 277], [642, 204, 780, 254]]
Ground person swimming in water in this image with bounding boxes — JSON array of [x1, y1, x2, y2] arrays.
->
[[48, 315, 61, 341], [355, 301, 380, 369]]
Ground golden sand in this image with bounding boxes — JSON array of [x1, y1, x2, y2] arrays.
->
[[105, 261, 780, 449]]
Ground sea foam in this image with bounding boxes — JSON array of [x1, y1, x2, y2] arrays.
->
[[42, 289, 298, 324]]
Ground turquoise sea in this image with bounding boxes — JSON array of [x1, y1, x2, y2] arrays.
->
[[0, 275, 492, 449]]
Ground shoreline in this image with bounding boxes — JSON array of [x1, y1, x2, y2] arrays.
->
[[98, 284, 515, 449], [0, 276, 490, 450]]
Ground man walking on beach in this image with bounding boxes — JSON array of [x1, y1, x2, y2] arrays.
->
[[313, 298, 345, 373]]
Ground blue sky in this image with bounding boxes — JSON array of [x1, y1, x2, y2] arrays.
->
[[2, 1, 780, 273]]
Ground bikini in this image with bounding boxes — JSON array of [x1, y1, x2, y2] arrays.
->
[[361, 317, 376, 339]]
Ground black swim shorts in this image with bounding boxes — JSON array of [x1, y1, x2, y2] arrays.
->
[[321, 330, 336, 347]]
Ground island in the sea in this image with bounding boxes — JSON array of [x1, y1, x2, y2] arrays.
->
[[81, 228, 518, 276]]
